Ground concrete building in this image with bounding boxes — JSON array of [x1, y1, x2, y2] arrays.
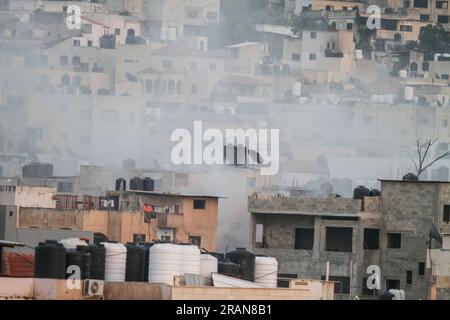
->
[[249, 179, 450, 299], [15, 189, 220, 251]]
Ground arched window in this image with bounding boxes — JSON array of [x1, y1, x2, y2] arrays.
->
[[127, 29, 135, 37], [422, 61, 429, 71], [177, 81, 183, 94], [410, 62, 418, 72]]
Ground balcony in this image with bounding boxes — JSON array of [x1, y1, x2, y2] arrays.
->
[[324, 49, 344, 58], [156, 212, 184, 228]]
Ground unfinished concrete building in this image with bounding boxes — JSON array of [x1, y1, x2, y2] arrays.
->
[[249, 180, 450, 299]]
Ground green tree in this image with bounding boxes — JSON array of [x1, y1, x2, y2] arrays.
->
[[419, 24, 450, 54]]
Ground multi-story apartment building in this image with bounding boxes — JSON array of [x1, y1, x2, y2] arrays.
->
[[249, 179, 450, 299]]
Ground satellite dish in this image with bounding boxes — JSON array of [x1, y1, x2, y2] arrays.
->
[[125, 72, 138, 82]]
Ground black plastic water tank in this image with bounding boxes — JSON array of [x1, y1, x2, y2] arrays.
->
[[353, 185, 370, 200], [226, 248, 256, 281], [130, 177, 143, 190], [143, 177, 154, 191], [34, 240, 67, 279], [136, 242, 154, 282], [65, 246, 90, 280], [88, 243, 106, 280], [115, 178, 126, 191], [218, 260, 240, 278], [369, 189, 381, 197], [402, 172, 419, 181], [125, 243, 146, 282]]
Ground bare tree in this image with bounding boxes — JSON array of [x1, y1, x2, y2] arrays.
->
[[413, 138, 450, 178]]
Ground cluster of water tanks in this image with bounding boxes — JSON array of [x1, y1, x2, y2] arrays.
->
[[35, 240, 278, 288], [115, 177, 154, 192], [353, 186, 381, 200], [22, 162, 54, 179], [217, 248, 278, 288]]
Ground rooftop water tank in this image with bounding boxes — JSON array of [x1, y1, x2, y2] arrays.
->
[[200, 254, 218, 278], [66, 246, 91, 280], [353, 185, 370, 200], [217, 260, 240, 278], [404, 86, 414, 101], [402, 172, 419, 181], [59, 238, 88, 249], [255, 256, 278, 288], [130, 177, 144, 191], [179, 244, 201, 275], [227, 248, 256, 282], [34, 240, 67, 279], [125, 243, 146, 282], [88, 243, 106, 280], [102, 242, 127, 282], [143, 177, 154, 192], [148, 243, 181, 285]]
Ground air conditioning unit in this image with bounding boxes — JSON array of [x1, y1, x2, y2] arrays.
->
[[83, 279, 104, 297]]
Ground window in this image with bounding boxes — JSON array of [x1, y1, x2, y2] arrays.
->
[[87, 40, 93, 47], [325, 227, 353, 252], [73, 39, 81, 47], [292, 53, 300, 61], [209, 63, 216, 71], [81, 24, 92, 34], [364, 228, 379, 250], [191, 85, 198, 94], [386, 279, 400, 290], [187, 8, 198, 18], [133, 234, 146, 243], [438, 15, 449, 24], [189, 236, 201, 247], [387, 233, 401, 248], [177, 81, 183, 94], [325, 5, 333, 11], [347, 23, 353, 30], [406, 271, 413, 285], [321, 276, 350, 294], [442, 74, 449, 80], [278, 273, 297, 288], [422, 61, 429, 71], [437, 1, 448, 9], [193, 199, 206, 210], [419, 14, 430, 21], [190, 62, 197, 70], [443, 119, 448, 128], [161, 235, 171, 242], [310, 32, 317, 39], [309, 53, 317, 60], [418, 262, 425, 276], [255, 224, 264, 245], [57, 182, 73, 193], [72, 56, 81, 65], [400, 25, 413, 32], [444, 205, 450, 222], [115, 28, 121, 35], [413, 0, 428, 8], [295, 228, 314, 250], [207, 11, 218, 20], [163, 60, 173, 68]]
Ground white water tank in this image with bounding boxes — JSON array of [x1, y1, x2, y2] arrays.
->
[[255, 256, 278, 288], [59, 238, 88, 249], [149, 243, 181, 285], [179, 244, 201, 275], [292, 81, 302, 96], [399, 70, 407, 79], [355, 49, 363, 60], [200, 254, 218, 277], [102, 242, 127, 282], [404, 86, 414, 101]]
